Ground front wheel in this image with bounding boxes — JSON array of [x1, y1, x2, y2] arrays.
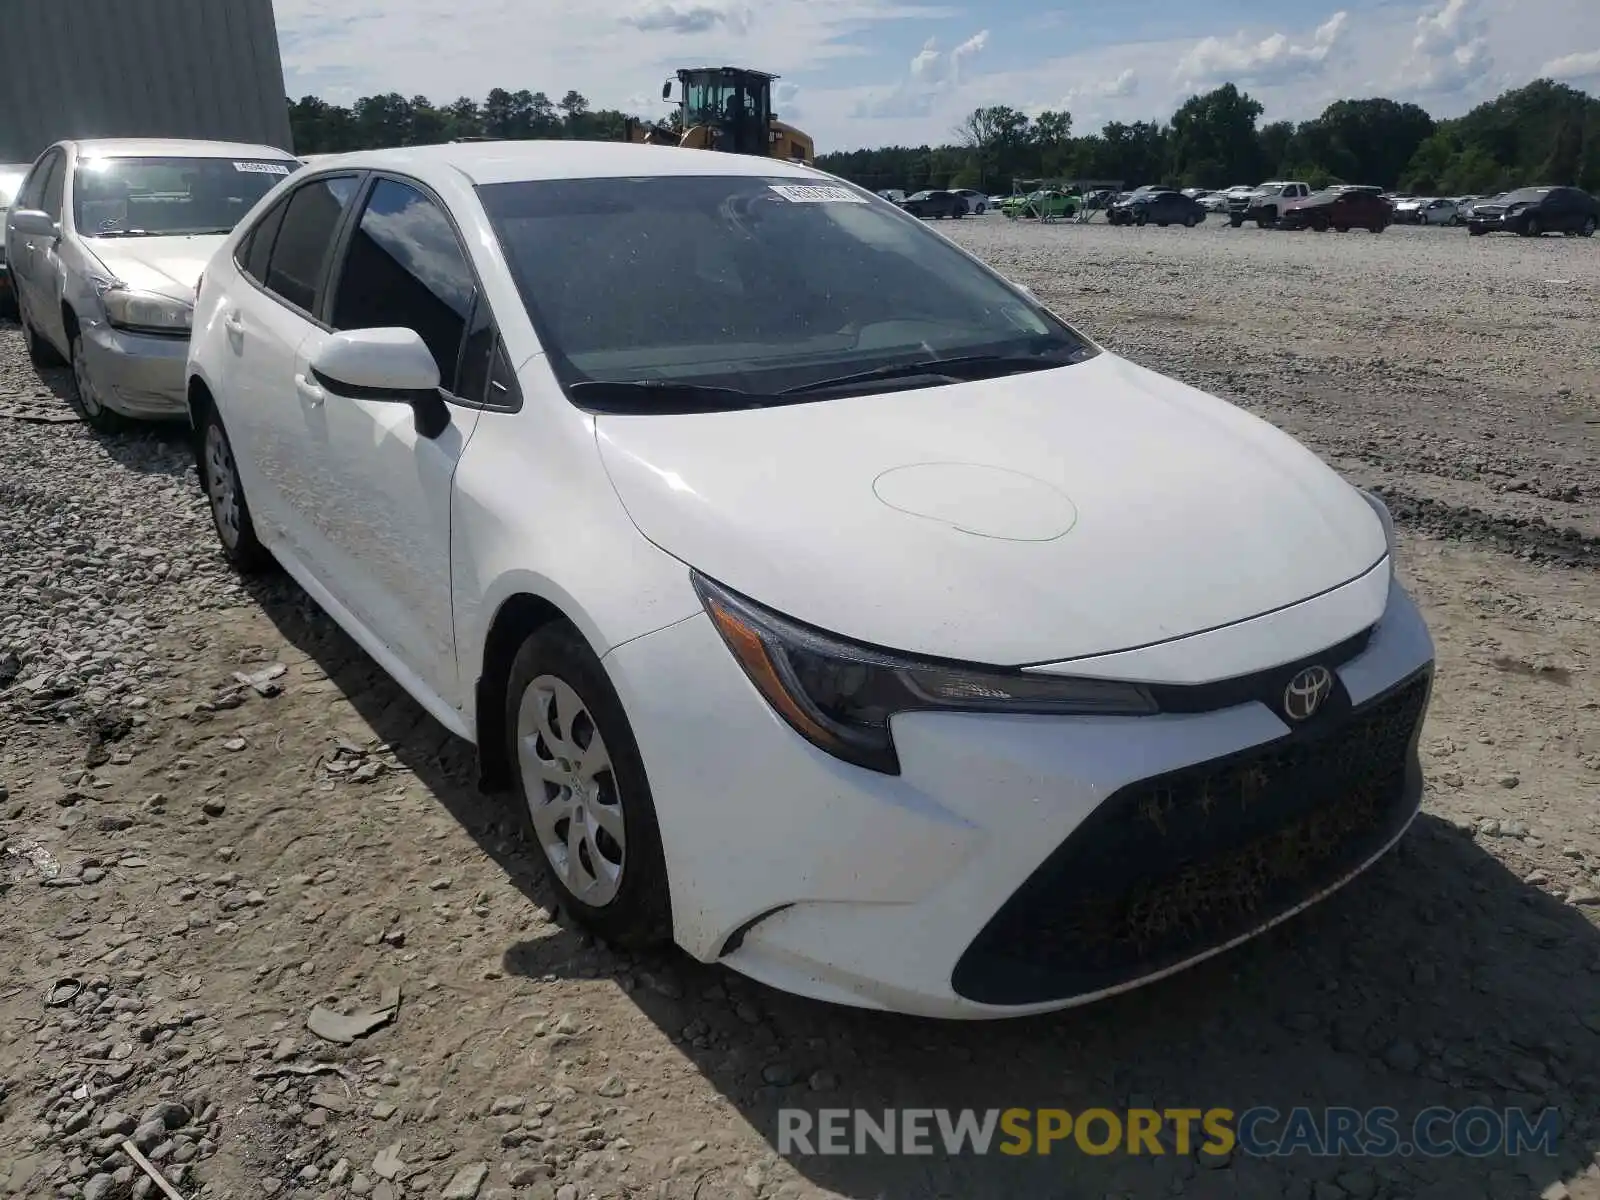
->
[[506, 622, 672, 949], [68, 331, 126, 434], [1183, 213, 1198, 228], [1581, 216, 1597, 238], [199, 405, 273, 573], [1369, 221, 1386, 234], [1135, 211, 1148, 226], [1229, 215, 1243, 228], [1522, 216, 1542, 236], [19, 300, 65, 367]]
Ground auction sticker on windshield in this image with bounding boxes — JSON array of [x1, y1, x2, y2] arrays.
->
[[768, 184, 867, 204], [233, 161, 292, 175]]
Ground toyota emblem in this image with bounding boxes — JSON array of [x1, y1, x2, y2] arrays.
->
[[1283, 665, 1334, 722]]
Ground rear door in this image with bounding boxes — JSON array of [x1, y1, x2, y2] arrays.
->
[[222, 172, 363, 564]]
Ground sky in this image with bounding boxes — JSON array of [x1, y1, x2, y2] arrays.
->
[[272, 0, 1600, 151]]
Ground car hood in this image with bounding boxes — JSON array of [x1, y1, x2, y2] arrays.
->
[[85, 234, 227, 302], [594, 352, 1387, 665]]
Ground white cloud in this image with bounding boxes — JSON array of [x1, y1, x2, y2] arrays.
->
[[1176, 11, 1350, 89], [855, 30, 990, 118], [1400, 0, 1493, 93], [1061, 69, 1139, 107], [621, 1, 751, 33], [1538, 48, 1600, 83]]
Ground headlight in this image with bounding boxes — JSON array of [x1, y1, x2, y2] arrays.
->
[[101, 286, 192, 335], [693, 573, 1158, 774], [1359, 488, 1397, 557]]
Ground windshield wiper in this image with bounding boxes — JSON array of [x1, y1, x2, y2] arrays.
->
[[568, 379, 774, 414], [88, 229, 160, 238], [780, 348, 1089, 396]]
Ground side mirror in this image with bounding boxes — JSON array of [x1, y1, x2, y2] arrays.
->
[[309, 328, 451, 439], [9, 208, 60, 239], [661, 79, 673, 101]]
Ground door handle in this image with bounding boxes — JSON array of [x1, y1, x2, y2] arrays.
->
[[294, 373, 325, 407], [222, 312, 245, 336]]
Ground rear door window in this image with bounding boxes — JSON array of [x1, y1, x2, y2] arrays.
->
[[264, 175, 359, 315]]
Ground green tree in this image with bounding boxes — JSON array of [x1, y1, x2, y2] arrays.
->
[[1168, 84, 1264, 186]]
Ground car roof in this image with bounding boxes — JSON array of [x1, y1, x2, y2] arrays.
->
[[299, 141, 825, 187], [64, 137, 294, 160]]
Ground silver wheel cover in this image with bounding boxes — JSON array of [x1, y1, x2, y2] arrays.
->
[[517, 674, 626, 906]]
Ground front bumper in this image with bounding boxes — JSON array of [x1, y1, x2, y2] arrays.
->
[[604, 575, 1435, 1018], [81, 320, 189, 419]]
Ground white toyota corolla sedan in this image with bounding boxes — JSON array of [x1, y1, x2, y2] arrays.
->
[[185, 141, 1434, 1018]]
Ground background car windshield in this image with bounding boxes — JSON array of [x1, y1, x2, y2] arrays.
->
[[478, 175, 1089, 402], [73, 155, 295, 237]]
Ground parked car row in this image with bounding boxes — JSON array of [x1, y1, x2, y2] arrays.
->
[[0, 136, 1440, 1020], [875, 187, 990, 217]]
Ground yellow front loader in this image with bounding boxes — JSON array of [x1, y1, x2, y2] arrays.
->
[[623, 67, 814, 166]]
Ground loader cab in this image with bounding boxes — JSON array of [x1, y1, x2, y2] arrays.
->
[[670, 67, 775, 157]]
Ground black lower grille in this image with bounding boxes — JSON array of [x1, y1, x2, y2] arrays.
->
[[952, 669, 1431, 1006]]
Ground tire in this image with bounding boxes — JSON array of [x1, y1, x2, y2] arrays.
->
[[1581, 216, 1597, 238], [1156, 221, 1168, 228], [1369, 222, 1385, 234], [1523, 216, 1541, 237], [67, 330, 127, 434], [1468, 226, 1486, 236], [505, 622, 672, 950], [0, 285, 16, 320], [1334, 225, 1349, 233], [1135, 211, 1148, 226], [1183, 213, 1197, 228], [198, 404, 274, 574], [1229, 215, 1243, 228]]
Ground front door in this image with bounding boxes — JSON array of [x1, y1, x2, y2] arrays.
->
[[10, 150, 62, 342], [299, 174, 488, 706]]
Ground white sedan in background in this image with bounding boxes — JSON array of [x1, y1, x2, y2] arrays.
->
[[186, 141, 1434, 1018], [3, 138, 298, 430]]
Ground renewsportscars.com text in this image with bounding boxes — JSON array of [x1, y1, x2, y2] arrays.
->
[[777, 1106, 1561, 1159]]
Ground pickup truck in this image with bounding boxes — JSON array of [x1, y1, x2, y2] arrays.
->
[[1228, 181, 1313, 228]]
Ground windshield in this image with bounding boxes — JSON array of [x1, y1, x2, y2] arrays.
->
[[72, 155, 295, 237], [1501, 188, 1551, 205], [0, 167, 27, 209], [478, 174, 1093, 409]]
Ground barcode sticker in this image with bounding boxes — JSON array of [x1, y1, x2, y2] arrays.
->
[[233, 161, 292, 175], [768, 184, 867, 204]]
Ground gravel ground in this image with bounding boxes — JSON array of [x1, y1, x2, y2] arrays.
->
[[2, 219, 1599, 1200]]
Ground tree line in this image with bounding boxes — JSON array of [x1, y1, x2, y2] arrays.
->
[[287, 77, 1599, 197]]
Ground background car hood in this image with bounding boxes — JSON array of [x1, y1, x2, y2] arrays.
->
[[87, 234, 226, 301], [595, 353, 1386, 665]]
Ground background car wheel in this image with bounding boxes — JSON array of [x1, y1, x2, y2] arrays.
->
[[199, 407, 273, 573], [19, 303, 65, 367], [506, 622, 672, 950], [1582, 216, 1597, 238], [68, 332, 126, 434]]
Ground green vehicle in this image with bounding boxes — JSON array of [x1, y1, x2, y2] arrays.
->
[[1001, 188, 1078, 219]]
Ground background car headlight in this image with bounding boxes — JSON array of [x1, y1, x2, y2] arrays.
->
[[101, 287, 192, 335], [693, 573, 1158, 774]]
